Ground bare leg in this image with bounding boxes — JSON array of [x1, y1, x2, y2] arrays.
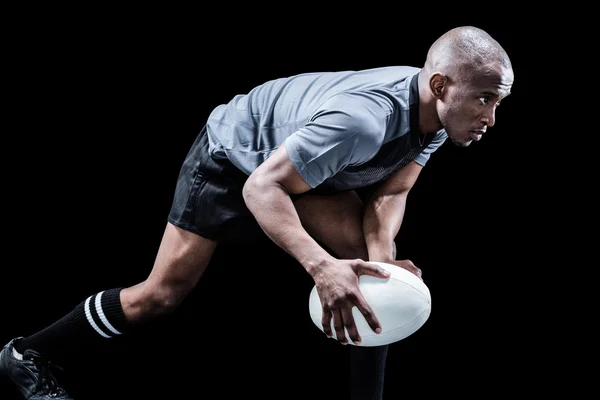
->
[[12, 222, 218, 357], [120, 222, 218, 323], [294, 191, 388, 400]]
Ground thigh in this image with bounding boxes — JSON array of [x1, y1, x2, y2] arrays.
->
[[293, 191, 368, 259], [145, 222, 218, 290], [168, 126, 261, 243]]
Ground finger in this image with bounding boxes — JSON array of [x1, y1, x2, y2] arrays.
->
[[321, 307, 333, 338], [399, 260, 423, 280], [330, 306, 348, 344], [341, 306, 361, 345], [358, 262, 391, 279], [354, 294, 382, 334], [404, 264, 423, 280], [414, 267, 423, 280]]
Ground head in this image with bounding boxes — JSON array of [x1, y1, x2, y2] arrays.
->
[[419, 26, 514, 147]]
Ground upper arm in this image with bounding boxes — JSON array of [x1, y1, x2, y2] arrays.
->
[[374, 160, 423, 196], [284, 93, 386, 189], [245, 142, 312, 195]]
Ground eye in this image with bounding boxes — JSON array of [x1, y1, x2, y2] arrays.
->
[[479, 96, 501, 108]]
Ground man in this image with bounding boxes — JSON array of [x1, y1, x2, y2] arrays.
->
[[1, 25, 513, 399]]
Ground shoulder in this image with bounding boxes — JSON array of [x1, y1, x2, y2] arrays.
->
[[310, 91, 392, 135]]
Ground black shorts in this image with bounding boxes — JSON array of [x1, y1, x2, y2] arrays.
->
[[167, 125, 262, 242]]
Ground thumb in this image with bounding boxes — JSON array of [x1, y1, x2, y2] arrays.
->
[[358, 262, 391, 279]]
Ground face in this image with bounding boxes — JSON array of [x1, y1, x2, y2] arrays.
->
[[435, 64, 513, 147]]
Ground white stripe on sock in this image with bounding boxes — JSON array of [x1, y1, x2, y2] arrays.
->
[[95, 291, 122, 335], [84, 296, 111, 338]]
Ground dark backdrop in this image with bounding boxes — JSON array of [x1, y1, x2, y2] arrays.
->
[[2, 10, 552, 399]]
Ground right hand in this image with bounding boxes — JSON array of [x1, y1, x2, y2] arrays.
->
[[311, 258, 391, 345]]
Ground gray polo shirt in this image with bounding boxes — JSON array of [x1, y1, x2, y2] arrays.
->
[[206, 66, 447, 192]]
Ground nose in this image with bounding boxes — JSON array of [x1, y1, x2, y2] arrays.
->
[[481, 107, 496, 128]]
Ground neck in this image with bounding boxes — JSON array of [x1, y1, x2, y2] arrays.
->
[[417, 70, 443, 134]]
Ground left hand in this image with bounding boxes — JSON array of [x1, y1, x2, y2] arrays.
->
[[383, 259, 423, 280]]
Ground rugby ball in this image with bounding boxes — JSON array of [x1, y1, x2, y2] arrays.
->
[[308, 261, 431, 346]]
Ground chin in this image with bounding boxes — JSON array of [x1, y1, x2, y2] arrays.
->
[[449, 136, 472, 148]]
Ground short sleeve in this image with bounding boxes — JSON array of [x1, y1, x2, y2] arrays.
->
[[285, 93, 386, 188]]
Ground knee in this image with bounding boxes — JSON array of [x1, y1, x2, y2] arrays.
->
[[148, 285, 189, 315], [123, 280, 194, 322]]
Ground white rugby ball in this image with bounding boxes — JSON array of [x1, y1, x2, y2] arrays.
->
[[308, 261, 431, 347]]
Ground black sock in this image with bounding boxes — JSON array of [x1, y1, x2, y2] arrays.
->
[[350, 344, 389, 400], [14, 288, 130, 360]]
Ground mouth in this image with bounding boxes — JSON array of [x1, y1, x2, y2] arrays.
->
[[469, 130, 485, 141]]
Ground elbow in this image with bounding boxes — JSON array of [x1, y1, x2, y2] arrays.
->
[[242, 172, 267, 207], [242, 176, 256, 206]]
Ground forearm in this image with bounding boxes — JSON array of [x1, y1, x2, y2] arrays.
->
[[243, 181, 334, 275], [363, 193, 408, 262]]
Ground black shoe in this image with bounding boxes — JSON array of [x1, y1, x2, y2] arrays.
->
[[0, 337, 73, 399]]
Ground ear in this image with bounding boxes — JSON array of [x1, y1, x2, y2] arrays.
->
[[429, 72, 446, 99]]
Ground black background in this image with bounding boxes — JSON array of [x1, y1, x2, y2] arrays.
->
[[2, 8, 566, 400]]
